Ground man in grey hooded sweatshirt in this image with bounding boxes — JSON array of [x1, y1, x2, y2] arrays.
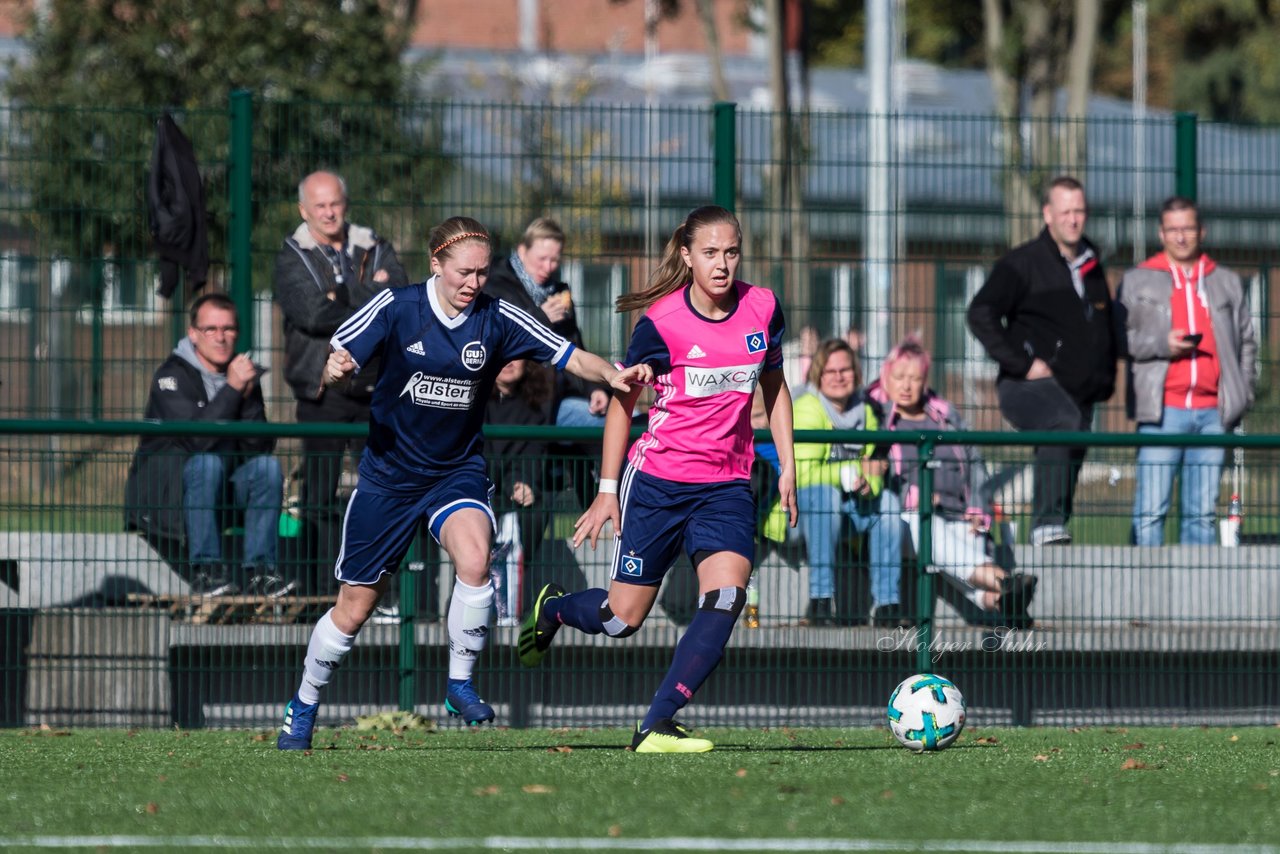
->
[[125, 292, 285, 596]]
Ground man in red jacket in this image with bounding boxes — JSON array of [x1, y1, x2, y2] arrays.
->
[[1117, 197, 1257, 545]]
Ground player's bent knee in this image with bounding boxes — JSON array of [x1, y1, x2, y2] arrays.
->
[[598, 602, 641, 638], [699, 587, 747, 620]]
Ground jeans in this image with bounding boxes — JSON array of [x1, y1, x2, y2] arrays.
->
[[997, 377, 1093, 531], [1132, 406, 1225, 546], [183, 453, 283, 569], [797, 484, 902, 608], [555, 396, 606, 428]]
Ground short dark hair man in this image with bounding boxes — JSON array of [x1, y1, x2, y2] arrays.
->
[[125, 292, 285, 595], [966, 176, 1119, 546]]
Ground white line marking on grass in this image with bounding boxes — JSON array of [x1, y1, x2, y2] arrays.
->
[[0, 837, 1274, 853]]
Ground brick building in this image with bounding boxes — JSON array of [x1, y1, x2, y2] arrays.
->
[[409, 0, 759, 57]]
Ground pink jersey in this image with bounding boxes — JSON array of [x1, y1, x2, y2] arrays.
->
[[624, 281, 786, 483]]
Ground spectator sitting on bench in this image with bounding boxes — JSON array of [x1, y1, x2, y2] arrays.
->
[[124, 292, 288, 598], [866, 334, 1037, 627], [780, 338, 906, 627]]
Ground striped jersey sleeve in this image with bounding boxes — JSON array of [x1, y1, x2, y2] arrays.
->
[[330, 287, 397, 372], [495, 298, 575, 368]]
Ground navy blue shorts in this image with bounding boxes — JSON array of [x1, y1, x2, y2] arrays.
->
[[611, 466, 756, 586], [336, 472, 495, 586]]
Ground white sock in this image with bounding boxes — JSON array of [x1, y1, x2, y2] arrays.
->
[[297, 609, 355, 705], [447, 577, 494, 681]]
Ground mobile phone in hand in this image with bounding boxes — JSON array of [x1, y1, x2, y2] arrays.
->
[[1182, 333, 1203, 345]]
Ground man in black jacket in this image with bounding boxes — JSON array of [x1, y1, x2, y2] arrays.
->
[[966, 176, 1118, 546], [125, 293, 285, 595], [274, 171, 408, 595], [484, 217, 609, 508]]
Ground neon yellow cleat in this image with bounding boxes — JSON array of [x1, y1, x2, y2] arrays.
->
[[518, 583, 565, 667], [630, 718, 714, 753]]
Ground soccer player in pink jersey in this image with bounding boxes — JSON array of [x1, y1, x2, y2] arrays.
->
[[518, 205, 798, 753]]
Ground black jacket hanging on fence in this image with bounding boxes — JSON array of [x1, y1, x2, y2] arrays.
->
[[147, 112, 209, 298]]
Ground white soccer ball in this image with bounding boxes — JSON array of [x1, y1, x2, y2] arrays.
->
[[887, 673, 966, 752]]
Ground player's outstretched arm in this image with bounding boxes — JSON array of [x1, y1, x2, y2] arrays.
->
[[565, 349, 653, 393], [760, 368, 798, 529], [572, 387, 640, 549]]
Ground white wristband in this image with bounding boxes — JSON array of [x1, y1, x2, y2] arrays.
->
[[598, 478, 619, 494]]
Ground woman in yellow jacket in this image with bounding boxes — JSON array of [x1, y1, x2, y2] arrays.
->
[[791, 338, 905, 626]]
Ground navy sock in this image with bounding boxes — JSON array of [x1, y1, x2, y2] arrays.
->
[[641, 589, 742, 731], [547, 587, 608, 635]]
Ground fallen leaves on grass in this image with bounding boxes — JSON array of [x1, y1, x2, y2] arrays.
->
[[1121, 759, 1152, 770], [1123, 743, 1145, 750], [975, 736, 1000, 745], [735, 768, 748, 778], [547, 745, 573, 753], [608, 825, 622, 838], [522, 784, 554, 794], [354, 711, 437, 733], [473, 785, 501, 796]]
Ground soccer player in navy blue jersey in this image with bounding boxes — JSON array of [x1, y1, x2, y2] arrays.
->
[[278, 216, 651, 749]]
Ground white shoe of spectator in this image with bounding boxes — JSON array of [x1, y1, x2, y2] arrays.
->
[[1031, 524, 1072, 546]]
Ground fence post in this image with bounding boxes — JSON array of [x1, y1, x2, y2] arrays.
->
[[399, 562, 420, 713], [228, 90, 255, 350], [1175, 112, 1197, 201], [713, 101, 737, 212], [914, 438, 937, 675]]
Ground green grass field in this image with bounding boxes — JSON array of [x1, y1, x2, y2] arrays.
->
[[1, 725, 1277, 852]]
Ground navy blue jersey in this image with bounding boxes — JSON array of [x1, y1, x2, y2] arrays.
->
[[332, 278, 575, 494]]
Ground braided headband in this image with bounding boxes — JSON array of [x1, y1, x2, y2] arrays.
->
[[431, 231, 488, 256]]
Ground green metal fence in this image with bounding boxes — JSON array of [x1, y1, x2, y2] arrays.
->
[[1, 421, 1276, 730], [1, 95, 1279, 731], [2, 96, 1279, 430]]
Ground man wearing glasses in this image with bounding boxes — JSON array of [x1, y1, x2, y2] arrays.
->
[[125, 292, 286, 597], [1118, 196, 1257, 546]]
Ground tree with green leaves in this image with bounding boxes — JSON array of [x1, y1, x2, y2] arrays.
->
[[1154, 0, 1276, 123], [981, 0, 1102, 244], [3, 0, 447, 291]]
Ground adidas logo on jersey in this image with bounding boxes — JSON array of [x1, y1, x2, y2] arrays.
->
[[686, 344, 707, 359], [406, 341, 425, 355]]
